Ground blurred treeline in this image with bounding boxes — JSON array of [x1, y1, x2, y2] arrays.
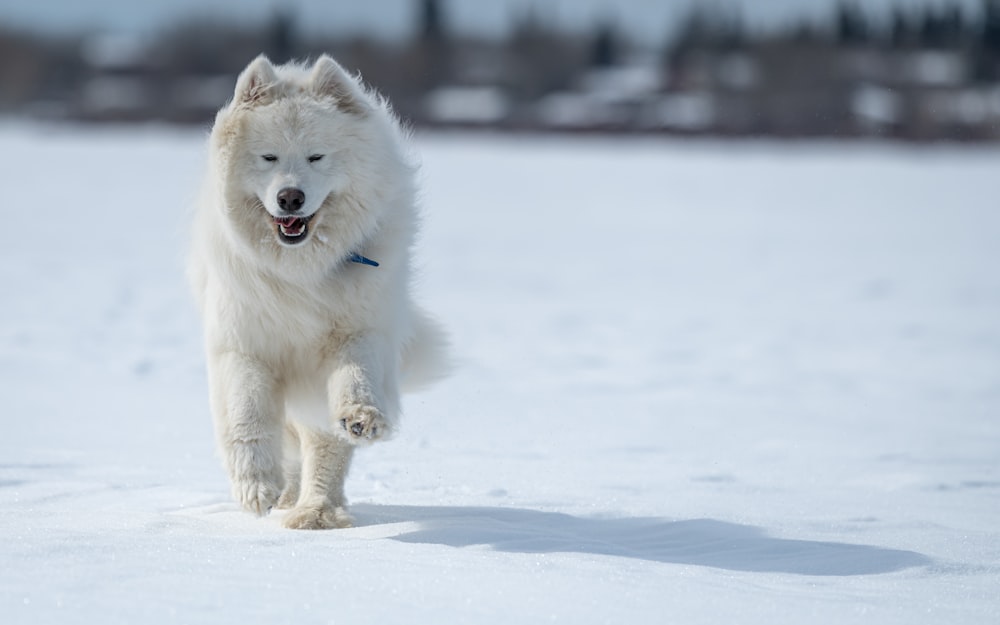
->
[[2, 0, 1000, 140]]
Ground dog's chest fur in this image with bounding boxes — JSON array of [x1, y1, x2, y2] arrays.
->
[[205, 253, 375, 365]]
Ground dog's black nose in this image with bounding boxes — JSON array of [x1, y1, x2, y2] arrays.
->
[[277, 187, 305, 212]]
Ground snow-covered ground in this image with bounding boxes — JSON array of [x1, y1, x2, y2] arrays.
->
[[1, 125, 998, 624]]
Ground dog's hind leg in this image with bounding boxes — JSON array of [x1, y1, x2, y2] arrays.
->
[[281, 428, 355, 529], [276, 423, 302, 509]]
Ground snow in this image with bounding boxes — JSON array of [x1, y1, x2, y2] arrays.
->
[[1, 125, 999, 624]]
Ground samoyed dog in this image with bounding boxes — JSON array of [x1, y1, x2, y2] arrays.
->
[[188, 54, 447, 529]]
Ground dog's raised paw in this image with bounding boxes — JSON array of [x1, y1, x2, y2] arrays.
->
[[338, 404, 388, 443]]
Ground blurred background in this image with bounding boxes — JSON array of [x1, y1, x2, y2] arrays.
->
[[2, 5, 999, 620], [3, 0, 1000, 141]]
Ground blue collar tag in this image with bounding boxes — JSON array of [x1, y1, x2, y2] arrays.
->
[[349, 253, 379, 267]]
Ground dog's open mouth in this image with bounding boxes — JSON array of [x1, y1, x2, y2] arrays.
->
[[273, 215, 313, 245]]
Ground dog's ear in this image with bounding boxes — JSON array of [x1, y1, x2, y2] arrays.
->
[[310, 55, 370, 115], [233, 55, 277, 107]]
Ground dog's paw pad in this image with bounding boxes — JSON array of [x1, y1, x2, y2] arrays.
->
[[338, 405, 388, 444]]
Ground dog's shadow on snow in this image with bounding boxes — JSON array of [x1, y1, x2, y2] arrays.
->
[[352, 504, 930, 576]]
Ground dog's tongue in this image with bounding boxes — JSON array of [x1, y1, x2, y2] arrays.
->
[[276, 216, 306, 236]]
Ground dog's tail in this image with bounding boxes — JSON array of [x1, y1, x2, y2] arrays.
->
[[401, 307, 451, 392]]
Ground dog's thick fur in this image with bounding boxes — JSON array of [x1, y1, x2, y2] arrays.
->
[[188, 55, 447, 529]]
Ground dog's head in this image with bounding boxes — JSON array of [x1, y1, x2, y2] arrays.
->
[[211, 55, 393, 254]]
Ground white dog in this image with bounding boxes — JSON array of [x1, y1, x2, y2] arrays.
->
[[188, 54, 447, 529]]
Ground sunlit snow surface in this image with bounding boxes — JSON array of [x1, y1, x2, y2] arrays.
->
[[1, 126, 998, 624]]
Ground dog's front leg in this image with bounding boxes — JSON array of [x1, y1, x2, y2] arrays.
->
[[208, 351, 283, 515], [328, 334, 398, 444]]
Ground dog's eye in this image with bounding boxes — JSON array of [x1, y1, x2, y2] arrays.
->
[[308, 154, 324, 163], [262, 154, 277, 162]]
